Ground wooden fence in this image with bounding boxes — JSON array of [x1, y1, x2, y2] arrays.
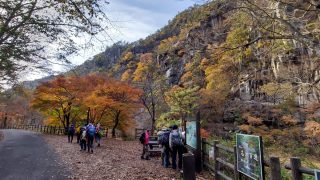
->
[[135, 128, 146, 139], [0, 124, 66, 135], [202, 139, 317, 180]]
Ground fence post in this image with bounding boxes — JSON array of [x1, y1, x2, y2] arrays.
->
[[202, 138, 206, 170], [291, 157, 303, 180], [270, 156, 282, 180], [135, 128, 137, 139], [234, 146, 241, 180], [213, 140, 219, 180]]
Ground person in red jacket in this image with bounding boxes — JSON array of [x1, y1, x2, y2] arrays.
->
[[140, 129, 150, 160]]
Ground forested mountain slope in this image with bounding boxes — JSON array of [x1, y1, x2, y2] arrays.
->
[[24, 0, 320, 159]]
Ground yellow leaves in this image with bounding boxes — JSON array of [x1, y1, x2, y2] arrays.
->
[[133, 62, 147, 81], [121, 69, 132, 81], [133, 53, 156, 82], [121, 52, 134, 62], [164, 85, 200, 120], [226, 27, 250, 49], [157, 36, 178, 54], [244, 48, 252, 57], [205, 64, 230, 93], [113, 64, 121, 72], [260, 82, 293, 99]]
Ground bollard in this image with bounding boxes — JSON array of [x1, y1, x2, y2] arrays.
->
[[183, 153, 196, 180]]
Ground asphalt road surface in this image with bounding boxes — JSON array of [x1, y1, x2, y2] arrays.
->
[[0, 129, 69, 180]]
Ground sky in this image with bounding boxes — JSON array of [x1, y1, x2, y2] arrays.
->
[[26, 0, 203, 81]]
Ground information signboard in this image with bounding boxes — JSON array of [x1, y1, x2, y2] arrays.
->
[[186, 121, 197, 149], [236, 134, 264, 180], [315, 169, 320, 180]]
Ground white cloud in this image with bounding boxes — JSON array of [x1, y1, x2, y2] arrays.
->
[[24, 0, 199, 80]]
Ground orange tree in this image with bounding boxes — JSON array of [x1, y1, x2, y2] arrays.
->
[[31, 75, 83, 130], [91, 80, 142, 137]]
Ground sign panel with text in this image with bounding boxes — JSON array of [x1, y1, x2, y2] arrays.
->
[[315, 170, 320, 180], [186, 121, 197, 149], [236, 134, 264, 180]]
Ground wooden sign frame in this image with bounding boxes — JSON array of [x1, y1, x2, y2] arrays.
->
[[236, 134, 265, 180], [184, 112, 202, 173]]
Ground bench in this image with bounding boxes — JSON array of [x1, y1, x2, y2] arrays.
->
[[148, 136, 162, 156]]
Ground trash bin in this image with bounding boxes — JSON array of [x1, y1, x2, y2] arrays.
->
[[183, 153, 196, 180]]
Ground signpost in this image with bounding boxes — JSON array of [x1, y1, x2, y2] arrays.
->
[[236, 133, 265, 180], [184, 111, 202, 173], [186, 121, 197, 149]]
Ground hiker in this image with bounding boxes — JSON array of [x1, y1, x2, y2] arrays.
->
[[105, 128, 108, 138], [95, 123, 102, 147], [169, 125, 184, 169], [140, 129, 150, 160], [67, 124, 75, 143], [76, 125, 81, 143], [80, 125, 87, 151], [158, 128, 171, 168], [86, 123, 96, 153]]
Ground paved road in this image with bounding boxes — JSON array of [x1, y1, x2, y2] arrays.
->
[[0, 129, 70, 180]]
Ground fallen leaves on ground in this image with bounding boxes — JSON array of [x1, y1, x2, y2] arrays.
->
[[45, 135, 182, 180]]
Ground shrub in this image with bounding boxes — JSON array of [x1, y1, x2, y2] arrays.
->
[[304, 121, 320, 142], [242, 113, 263, 126], [200, 128, 210, 138], [281, 115, 298, 126], [238, 124, 251, 133]]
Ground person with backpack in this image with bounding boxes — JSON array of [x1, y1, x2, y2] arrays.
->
[[79, 125, 87, 151], [169, 125, 184, 170], [86, 123, 96, 153], [158, 128, 171, 168], [140, 129, 150, 160], [95, 123, 102, 147], [67, 124, 75, 143]]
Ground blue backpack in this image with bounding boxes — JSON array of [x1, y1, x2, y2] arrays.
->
[[87, 125, 95, 136], [159, 131, 170, 145]]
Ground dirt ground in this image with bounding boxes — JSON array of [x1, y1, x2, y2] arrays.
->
[[44, 135, 212, 180], [0, 131, 3, 141]]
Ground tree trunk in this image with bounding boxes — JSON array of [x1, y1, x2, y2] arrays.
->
[[86, 107, 90, 124], [65, 113, 70, 135], [112, 111, 121, 138], [151, 101, 156, 134]]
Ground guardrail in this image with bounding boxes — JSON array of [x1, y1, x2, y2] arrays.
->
[[0, 124, 65, 135]]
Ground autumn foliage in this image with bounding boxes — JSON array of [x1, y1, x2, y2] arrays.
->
[[31, 74, 142, 136]]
